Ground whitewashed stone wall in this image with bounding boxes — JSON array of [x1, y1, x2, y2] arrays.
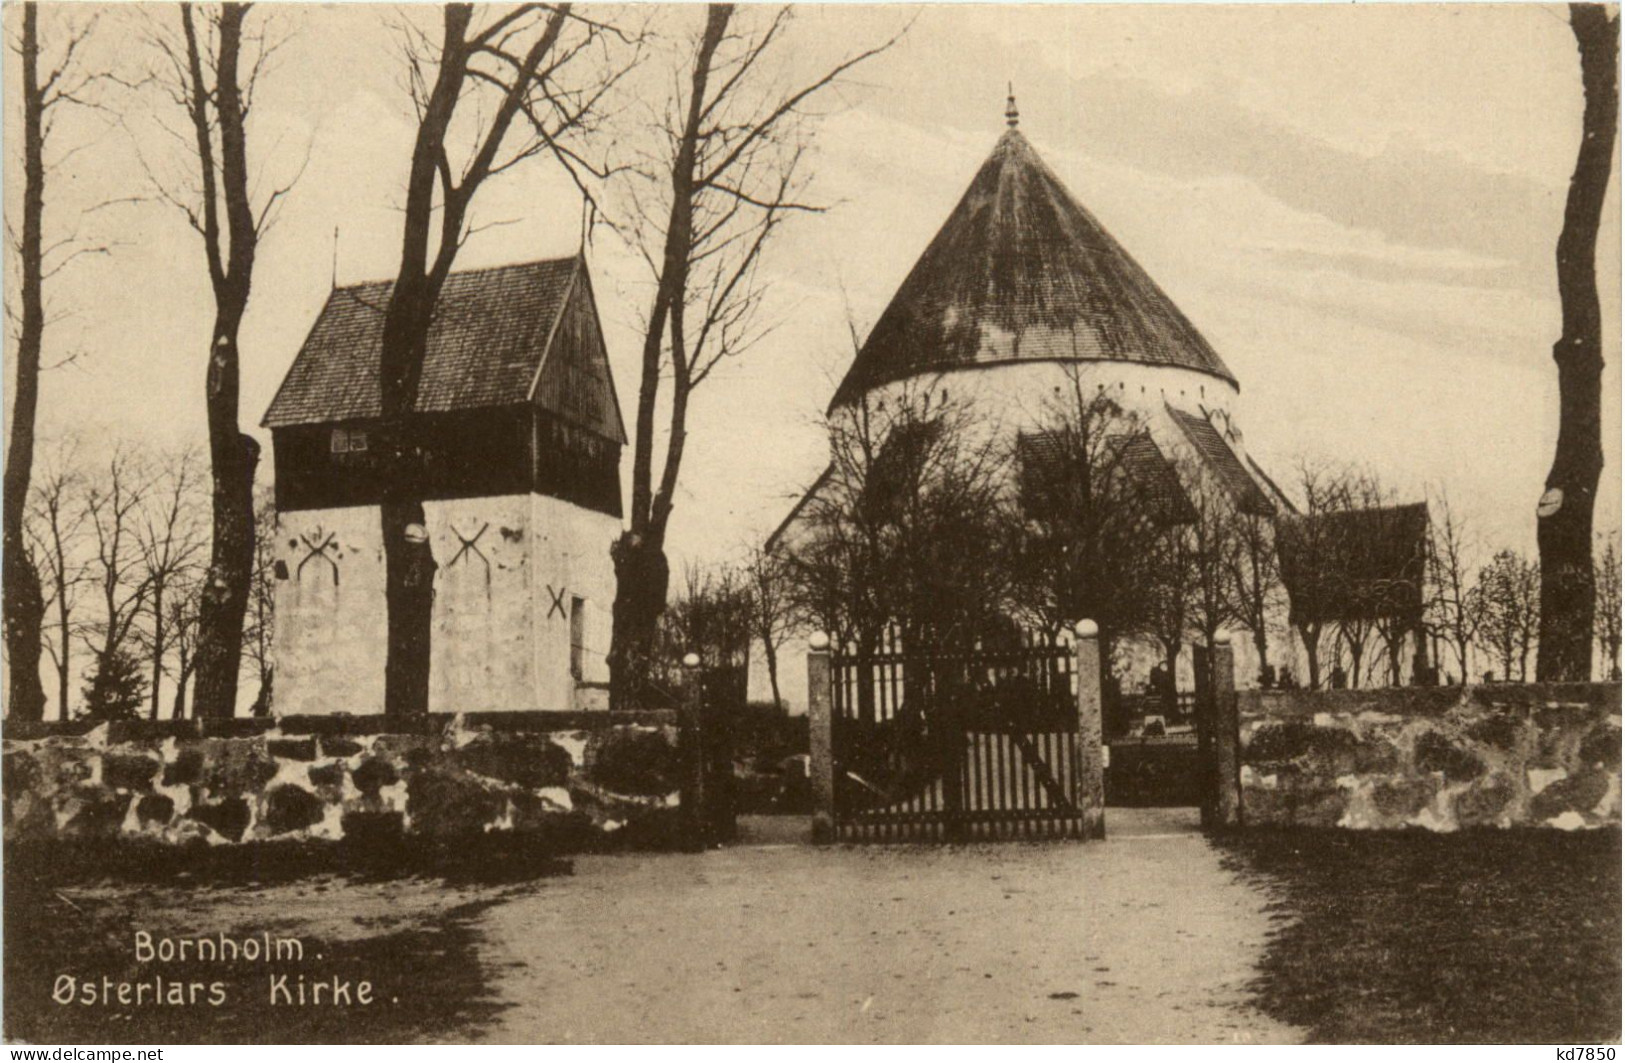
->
[[273, 493, 619, 715]]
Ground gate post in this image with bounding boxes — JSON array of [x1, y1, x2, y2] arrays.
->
[[1074, 620, 1106, 839], [1211, 633, 1243, 830], [679, 652, 707, 851], [807, 632, 837, 843]]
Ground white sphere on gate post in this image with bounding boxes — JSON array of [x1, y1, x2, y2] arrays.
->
[[809, 631, 831, 651], [682, 652, 701, 669], [1074, 619, 1099, 639]]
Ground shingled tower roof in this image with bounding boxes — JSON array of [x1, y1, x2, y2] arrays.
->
[[263, 255, 626, 443], [829, 127, 1236, 409]]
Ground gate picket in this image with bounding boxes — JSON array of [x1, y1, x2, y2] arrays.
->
[[829, 634, 1087, 842]]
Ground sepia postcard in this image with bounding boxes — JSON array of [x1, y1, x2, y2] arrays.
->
[[0, 0, 1620, 1048]]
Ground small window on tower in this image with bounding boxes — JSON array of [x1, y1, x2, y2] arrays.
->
[[347, 429, 368, 452], [330, 428, 349, 454]]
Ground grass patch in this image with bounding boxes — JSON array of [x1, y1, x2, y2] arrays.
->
[[1218, 829, 1621, 1044]]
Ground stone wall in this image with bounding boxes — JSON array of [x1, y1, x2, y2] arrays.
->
[[1237, 683, 1621, 831], [2, 711, 684, 851]]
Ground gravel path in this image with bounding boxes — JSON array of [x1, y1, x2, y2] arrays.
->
[[467, 809, 1303, 1043]]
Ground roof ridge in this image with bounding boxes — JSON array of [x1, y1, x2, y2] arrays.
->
[[332, 252, 581, 294]]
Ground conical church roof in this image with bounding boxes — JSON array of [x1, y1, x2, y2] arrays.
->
[[830, 127, 1235, 409]]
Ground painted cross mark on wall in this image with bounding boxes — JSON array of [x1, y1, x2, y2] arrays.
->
[[547, 584, 568, 619], [448, 521, 492, 580], [296, 530, 340, 586]]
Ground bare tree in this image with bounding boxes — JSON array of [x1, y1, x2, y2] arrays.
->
[[5, 5, 106, 722], [242, 485, 276, 715], [1425, 489, 1479, 684], [376, 3, 630, 716], [1276, 458, 1348, 690], [1474, 549, 1541, 682], [135, 448, 207, 717], [742, 544, 792, 710], [24, 438, 89, 719], [139, 3, 298, 718], [163, 579, 203, 718], [1226, 507, 1283, 684], [1537, 4, 1619, 681], [658, 562, 753, 700], [608, 5, 901, 708], [779, 387, 1012, 720], [1008, 374, 1165, 664], [1594, 532, 1620, 680], [80, 449, 155, 719]]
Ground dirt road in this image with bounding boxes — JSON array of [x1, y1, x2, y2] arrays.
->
[[466, 809, 1302, 1043], [8, 809, 1301, 1044]]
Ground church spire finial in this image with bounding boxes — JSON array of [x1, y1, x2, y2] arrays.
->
[[1005, 82, 1019, 128]]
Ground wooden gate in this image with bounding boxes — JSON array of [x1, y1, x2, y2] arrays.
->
[[829, 631, 1090, 841]]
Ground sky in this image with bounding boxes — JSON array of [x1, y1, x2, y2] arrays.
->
[[7, 1, 1621, 586]]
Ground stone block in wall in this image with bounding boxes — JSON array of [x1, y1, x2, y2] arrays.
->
[[267, 737, 319, 762], [135, 793, 176, 827], [370, 733, 439, 768], [307, 761, 346, 796], [1464, 712, 1529, 754], [1245, 720, 1359, 781], [197, 738, 278, 796], [1578, 721, 1621, 770], [351, 756, 399, 796], [407, 767, 509, 838], [1454, 772, 1519, 828], [188, 796, 252, 842], [1351, 733, 1403, 773], [584, 726, 682, 796], [1369, 776, 1437, 821], [60, 785, 130, 839], [1529, 768, 1614, 824], [163, 748, 205, 786], [262, 784, 326, 836], [449, 733, 572, 790], [1412, 729, 1484, 783], [103, 752, 162, 792], [319, 736, 366, 759]]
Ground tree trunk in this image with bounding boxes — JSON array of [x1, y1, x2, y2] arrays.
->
[[608, 536, 669, 709], [190, 400, 259, 718], [249, 667, 272, 717], [1538, 4, 1618, 681], [609, 6, 729, 709], [1297, 622, 1322, 689], [4, 3, 49, 723], [149, 585, 164, 718], [763, 637, 783, 711], [1162, 639, 1180, 714], [381, 495, 435, 716], [189, 5, 262, 720], [54, 596, 70, 718], [171, 660, 190, 720]]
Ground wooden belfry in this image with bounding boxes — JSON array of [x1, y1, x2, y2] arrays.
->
[[261, 256, 628, 715]]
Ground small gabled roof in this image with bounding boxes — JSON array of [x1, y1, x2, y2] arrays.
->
[[1277, 502, 1430, 624], [262, 255, 626, 443], [830, 128, 1236, 409], [1167, 406, 1274, 516]]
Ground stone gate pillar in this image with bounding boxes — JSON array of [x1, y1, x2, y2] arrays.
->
[[807, 633, 836, 843], [1211, 633, 1243, 829], [1075, 620, 1107, 839]]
